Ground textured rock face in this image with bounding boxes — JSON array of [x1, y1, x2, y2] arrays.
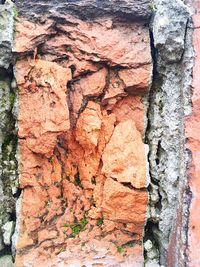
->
[[146, 0, 193, 266], [18, 59, 71, 156], [0, 1, 17, 266], [0, 1, 14, 68], [153, 0, 189, 63], [0, 78, 17, 265], [13, 5, 152, 266], [102, 120, 148, 189], [16, 0, 152, 21], [1, 0, 200, 266], [102, 178, 147, 225]]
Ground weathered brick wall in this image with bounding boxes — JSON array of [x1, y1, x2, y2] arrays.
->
[[13, 1, 152, 266], [1, 0, 200, 267]]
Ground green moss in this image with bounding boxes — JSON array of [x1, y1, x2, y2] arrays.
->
[[117, 246, 123, 253], [9, 92, 16, 107], [66, 46, 72, 53], [64, 215, 88, 237], [80, 215, 87, 228], [13, 6, 19, 18], [70, 224, 81, 235], [96, 218, 103, 226]]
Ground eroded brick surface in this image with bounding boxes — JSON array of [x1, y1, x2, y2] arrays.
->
[[14, 15, 152, 267], [186, 1, 200, 266]]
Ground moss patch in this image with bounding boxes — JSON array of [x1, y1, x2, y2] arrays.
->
[[117, 246, 123, 253], [64, 215, 88, 237], [96, 217, 103, 226]]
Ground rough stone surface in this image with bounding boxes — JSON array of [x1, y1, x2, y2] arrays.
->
[[17, 59, 71, 157], [13, 16, 151, 69], [102, 178, 147, 227], [16, 0, 152, 22], [0, 77, 17, 263], [102, 120, 148, 189], [118, 66, 152, 94], [71, 69, 108, 119], [146, 0, 193, 266], [2, 221, 14, 245], [73, 68, 107, 97], [0, 1, 18, 265], [153, 0, 190, 63], [0, 0, 14, 68], [13, 7, 152, 266], [0, 255, 14, 267]]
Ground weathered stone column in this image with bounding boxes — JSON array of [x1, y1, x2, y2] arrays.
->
[[0, 1, 18, 266]]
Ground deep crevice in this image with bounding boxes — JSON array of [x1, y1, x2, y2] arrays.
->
[[143, 26, 162, 265]]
